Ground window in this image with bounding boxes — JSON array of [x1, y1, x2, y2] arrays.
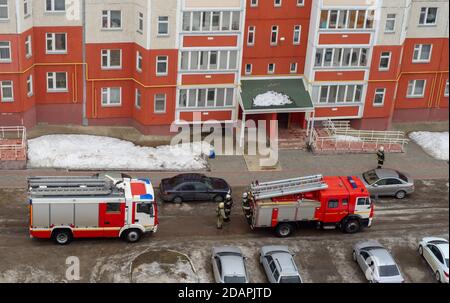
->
[[445, 80, 449, 97], [247, 26, 255, 45], [270, 26, 278, 45], [179, 88, 234, 108], [156, 56, 168, 75], [386, 178, 402, 185], [297, 0, 304, 6], [101, 87, 121, 106], [407, 80, 426, 98], [158, 16, 169, 35], [328, 199, 339, 209], [290, 62, 298, 73], [318, 84, 363, 104], [357, 197, 371, 206], [245, 63, 252, 75], [274, 0, 281, 7], [134, 89, 141, 109], [319, 9, 375, 30], [379, 52, 391, 70], [342, 199, 348, 206], [419, 7, 437, 25], [154, 94, 166, 113], [26, 75, 33, 97], [47, 72, 67, 92], [0, 0, 8, 19], [0, 41, 11, 62], [101, 49, 121, 69], [268, 63, 275, 74], [46, 0, 65, 12], [0, 80, 13, 102], [102, 10, 122, 29], [314, 47, 370, 68], [106, 203, 121, 213], [385, 14, 396, 32], [24, 0, 31, 17], [136, 51, 142, 72], [137, 12, 144, 33], [413, 44, 432, 62], [182, 11, 240, 32], [25, 35, 32, 58], [137, 203, 153, 215], [373, 88, 385, 106], [293, 25, 301, 45], [251, 0, 258, 7], [180, 50, 238, 71], [46, 33, 67, 53]]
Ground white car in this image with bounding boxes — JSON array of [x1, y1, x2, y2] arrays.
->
[[211, 246, 249, 283], [418, 237, 449, 283]]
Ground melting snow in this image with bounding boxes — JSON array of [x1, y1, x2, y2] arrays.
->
[[253, 91, 293, 107], [409, 131, 449, 161]]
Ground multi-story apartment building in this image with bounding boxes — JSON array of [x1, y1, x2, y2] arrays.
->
[[0, 0, 448, 134]]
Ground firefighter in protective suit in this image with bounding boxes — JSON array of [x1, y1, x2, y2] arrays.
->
[[242, 192, 252, 224], [224, 194, 233, 222], [216, 202, 228, 229], [377, 146, 385, 169]]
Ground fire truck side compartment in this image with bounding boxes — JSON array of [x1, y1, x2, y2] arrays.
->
[[50, 203, 75, 226], [74, 203, 99, 227], [32, 203, 50, 228]]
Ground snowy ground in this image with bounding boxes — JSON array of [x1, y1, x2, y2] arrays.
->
[[332, 135, 362, 142], [27, 135, 211, 170], [253, 91, 293, 107], [409, 131, 449, 161]]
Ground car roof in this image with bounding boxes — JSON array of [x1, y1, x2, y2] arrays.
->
[[368, 248, 396, 266], [271, 252, 298, 275], [219, 255, 246, 277], [375, 169, 400, 179], [436, 243, 449, 259], [172, 173, 206, 181]]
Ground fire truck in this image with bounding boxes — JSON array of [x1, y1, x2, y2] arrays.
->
[[242, 174, 374, 237], [28, 174, 158, 245]]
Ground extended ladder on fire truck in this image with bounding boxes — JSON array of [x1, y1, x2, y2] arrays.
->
[[28, 176, 117, 197], [250, 174, 328, 200]]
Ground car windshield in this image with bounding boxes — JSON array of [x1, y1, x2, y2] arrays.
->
[[363, 170, 379, 185], [224, 276, 246, 283], [280, 276, 302, 283], [446, 259, 449, 268], [378, 265, 400, 277], [397, 172, 408, 182]]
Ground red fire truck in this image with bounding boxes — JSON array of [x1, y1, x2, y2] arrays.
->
[[242, 174, 374, 237], [28, 174, 158, 245]]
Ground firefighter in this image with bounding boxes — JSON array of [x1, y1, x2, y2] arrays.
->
[[224, 194, 233, 222], [377, 146, 385, 169], [216, 202, 228, 229], [242, 192, 252, 224]]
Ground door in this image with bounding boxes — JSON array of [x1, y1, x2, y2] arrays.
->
[[194, 182, 212, 201], [99, 202, 125, 237], [212, 256, 222, 283], [357, 251, 372, 279], [384, 178, 403, 195], [323, 198, 346, 223], [278, 113, 290, 129], [134, 202, 155, 227], [372, 179, 389, 196], [354, 197, 372, 220], [178, 183, 196, 201]]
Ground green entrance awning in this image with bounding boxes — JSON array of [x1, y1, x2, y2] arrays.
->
[[239, 79, 314, 114]]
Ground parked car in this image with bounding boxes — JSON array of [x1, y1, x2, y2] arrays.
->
[[360, 168, 414, 199], [418, 237, 449, 283], [353, 240, 405, 283], [260, 246, 303, 283], [159, 173, 231, 203], [211, 246, 249, 283]]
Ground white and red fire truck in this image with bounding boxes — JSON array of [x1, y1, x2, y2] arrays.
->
[[242, 174, 374, 237], [28, 174, 158, 245]]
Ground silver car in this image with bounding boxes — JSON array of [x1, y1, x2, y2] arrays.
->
[[260, 246, 303, 283], [360, 168, 414, 199], [212, 246, 249, 283], [353, 240, 405, 283]]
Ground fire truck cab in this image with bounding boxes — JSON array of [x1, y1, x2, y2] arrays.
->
[[242, 175, 374, 237], [28, 174, 158, 245]]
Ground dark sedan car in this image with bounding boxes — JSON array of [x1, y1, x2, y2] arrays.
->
[[159, 174, 231, 203]]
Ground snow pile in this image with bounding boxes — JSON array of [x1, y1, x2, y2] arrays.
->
[[132, 261, 197, 283], [332, 135, 362, 142], [253, 91, 293, 107], [27, 135, 211, 170], [409, 131, 449, 161]]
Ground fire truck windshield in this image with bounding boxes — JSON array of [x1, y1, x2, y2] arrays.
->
[[137, 203, 153, 216]]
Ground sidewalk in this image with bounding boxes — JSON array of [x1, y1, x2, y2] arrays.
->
[[0, 139, 447, 188]]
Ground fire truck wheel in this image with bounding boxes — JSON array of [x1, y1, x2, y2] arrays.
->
[[395, 190, 406, 199], [275, 223, 294, 238], [52, 229, 72, 245], [343, 219, 361, 234], [124, 229, 142, 243]]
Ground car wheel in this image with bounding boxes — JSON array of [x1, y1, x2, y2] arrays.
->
[[352, 250, 357, 262], [52, 229, 72, 245], [275, 223, 294, 238], [395, 190, 406, 199], [418, 245, 423, 256], [436, 271, 442, 283], [343, 219, 361, 234], [214, 195, 224, 203], [124, 229, 142, 243], [173, 196, 183, 204]]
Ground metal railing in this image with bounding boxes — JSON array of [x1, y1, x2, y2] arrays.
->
[[0, 126, 27, 160]]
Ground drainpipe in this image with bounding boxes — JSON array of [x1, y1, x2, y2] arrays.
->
[[81, 0, 88, 126]]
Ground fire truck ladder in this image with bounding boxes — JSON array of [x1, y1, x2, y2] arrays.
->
[[28, 176, 114, 197], [250, 175, 328, 200]]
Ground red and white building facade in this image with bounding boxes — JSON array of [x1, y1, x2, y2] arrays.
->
[[0, 0, 448, 134]]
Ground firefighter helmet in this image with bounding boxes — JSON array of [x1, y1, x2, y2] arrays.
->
[[219, 202, 225, 208], [242, 192, 248, 199]]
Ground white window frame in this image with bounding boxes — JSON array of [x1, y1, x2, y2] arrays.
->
[[135, 88, 141, 109], [297, 0, 305, 7], [293, 25, 301, 45], [373, 88, 386, 106], [45, 0, 65, 12], [101, 87, 122, 106], [413, 44, 432, 63], [26, 74, 33, 97], [250, 0, 258, 7], [268, 63, 275, 74], [379, 51, 391, 71], [24, 0, 31, 17], [136, 51, 142, 72], [46, 72, 68, 92], [274, 0, 282, 7], [247, 26, 255, 46], [319, 9, 375, 30], [102, 10, 122, 30], [419, 7, 437, 26], [157, 16, 169, 36], [290, 62, 298, 73], [385, 13, 396, 33], [314, 47, 370, 68], [270, 25, 279, 46], [156, 56, 168, 76], [445, 80, 449, 97], [0, 0, 8, 20], [25, 35, 32, 58], [154, 93, 167, 113], [137, 12, 144, 33], [180, 50, 239, 72], [46, 33, 67, 54], [407, 80, 426, 98], [0, 41, 11, 62], [101, 49, 122, 70], [245, 63, 252, 75], [178, 88, 234, 109], [181, 10, 241, 33], [0, 80, 14, 102], [318, 84, 364, 104]]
